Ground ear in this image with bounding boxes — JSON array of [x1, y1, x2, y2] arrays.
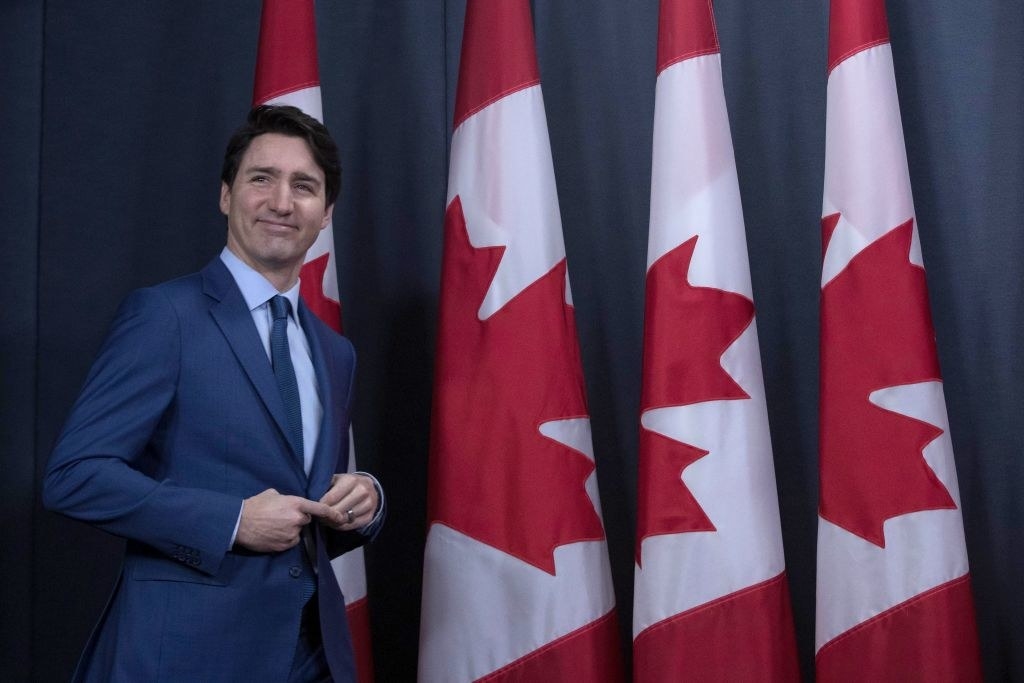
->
[[219, 182, 231, 216], [320, 203, 335, 230]]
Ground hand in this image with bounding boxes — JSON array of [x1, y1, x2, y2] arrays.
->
[[319, 474, 379, 531], [235, 488, 343, 552]]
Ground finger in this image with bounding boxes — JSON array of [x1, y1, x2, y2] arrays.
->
[[319, 488, 342, 506], [319, 477, 356, 505], [329, 496, 370, 526], [301, 499, 345, 526], [296, 498, 331, 517], [343, 503, 374, 527], [329, 481, 373, 510], [341, 506, 357, 526]]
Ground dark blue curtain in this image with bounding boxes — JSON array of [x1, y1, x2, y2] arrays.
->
[[2, 1, 1021, 680]]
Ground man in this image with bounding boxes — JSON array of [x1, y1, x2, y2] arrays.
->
[[43, 105, 383, 682]]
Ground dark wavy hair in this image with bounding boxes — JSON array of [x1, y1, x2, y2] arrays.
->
[[221, 105, 341, 205]]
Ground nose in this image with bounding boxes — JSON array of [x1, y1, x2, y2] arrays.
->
[[267, 182, 293, 214]]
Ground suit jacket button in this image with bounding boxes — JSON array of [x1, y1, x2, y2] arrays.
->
[[289, 566, 301, 578]]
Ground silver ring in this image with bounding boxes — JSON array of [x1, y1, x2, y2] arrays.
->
[[346, 509, 355, 524]]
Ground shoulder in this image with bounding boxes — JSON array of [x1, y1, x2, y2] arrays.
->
[[81, 276, 201, 388], [114, 271, 204, 322], [106, 261, 228, 349]]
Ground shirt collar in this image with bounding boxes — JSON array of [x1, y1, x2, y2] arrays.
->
[[219, 247, 302, 318]]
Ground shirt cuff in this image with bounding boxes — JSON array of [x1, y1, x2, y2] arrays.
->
[[228, 501, 244, 549]]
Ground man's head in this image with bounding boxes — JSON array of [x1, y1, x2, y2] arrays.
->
[[219, 106, 341, 290], [221, 105, 341, 206]]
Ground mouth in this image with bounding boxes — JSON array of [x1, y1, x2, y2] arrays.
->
[[257, 219, 298, 231]]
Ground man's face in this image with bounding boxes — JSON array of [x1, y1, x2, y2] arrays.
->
[[220, 133, 333, 285]]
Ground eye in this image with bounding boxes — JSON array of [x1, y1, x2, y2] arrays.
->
[[294, 183, 315, 194]]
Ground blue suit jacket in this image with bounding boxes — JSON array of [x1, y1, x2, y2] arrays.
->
[[44, 257, 378, 682]]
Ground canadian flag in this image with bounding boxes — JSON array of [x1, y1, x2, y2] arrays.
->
[[816, 0, 983, 680], [418, 0, 622, 680], [252, 1, 374, 680], [631, 0, 800, 680]]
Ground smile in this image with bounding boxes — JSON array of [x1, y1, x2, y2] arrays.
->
[[257, 219, 297, 230]]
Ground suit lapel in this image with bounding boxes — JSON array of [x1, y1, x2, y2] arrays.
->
[[299, 303, 339, 497], [202, 259, 307, 485]]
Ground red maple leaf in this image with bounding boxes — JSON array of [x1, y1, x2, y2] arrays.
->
[[428, 196, 606, 574], [636, 429, 714, 565], [636, 236, 754, 564], [300, 253, 344, 334], [820, 216, 956, 547]]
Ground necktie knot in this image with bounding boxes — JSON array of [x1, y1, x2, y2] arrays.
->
[[269, 294, 291, 322]]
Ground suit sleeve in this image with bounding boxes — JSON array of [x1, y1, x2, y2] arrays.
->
[[43, 287, 240, 576], [320, 337, 386, 559]]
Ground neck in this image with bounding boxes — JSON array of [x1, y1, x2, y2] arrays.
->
[[266, 270, 300, 293], [224, 244, 302, 293]]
